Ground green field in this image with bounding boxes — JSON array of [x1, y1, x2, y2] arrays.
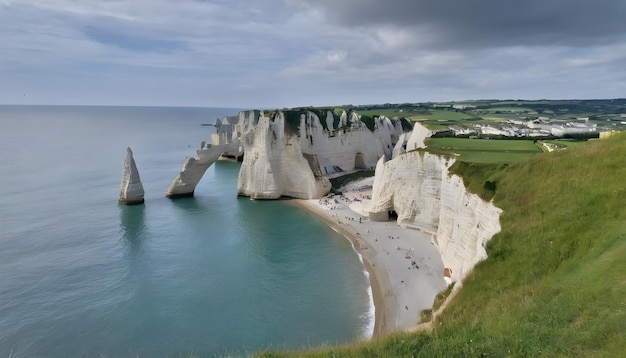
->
[[478, 113, 527, 121], [480, 106, 537, 113], [424, 137, 544, 163], [257, 131, 626, 358], [409, 109, 476, 121], [355, 108, 415, 118]]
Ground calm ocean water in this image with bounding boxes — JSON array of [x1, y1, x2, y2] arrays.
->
[[0, 106, 372, 357]]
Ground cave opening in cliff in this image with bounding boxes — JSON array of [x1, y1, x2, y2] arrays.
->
[[354, 152, 367, 170]]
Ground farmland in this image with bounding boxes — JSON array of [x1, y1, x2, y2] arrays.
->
[[347, 99, 626, 131], [424, 137, 544, 163]]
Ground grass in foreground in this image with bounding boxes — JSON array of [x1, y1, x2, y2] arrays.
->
[[256, 132, 626, 357], [541, 138, 591, 151]]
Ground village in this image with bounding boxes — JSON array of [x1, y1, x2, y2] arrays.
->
[[448, 117, 599, 138]]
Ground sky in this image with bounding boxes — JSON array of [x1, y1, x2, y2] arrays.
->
[[1, 0, 625, 108]]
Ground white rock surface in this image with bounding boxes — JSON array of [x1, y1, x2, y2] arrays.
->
[[391, 122, 431, 159], [165, 111, 259, 199], [166, 144, 226, 198], [366, 151, 502, 283], [210, 111, 261, 159], [237, 112, 332, 199], [236, 109, 410, 199], [405, 122, 431, 151], [119, 147, 145, 205]]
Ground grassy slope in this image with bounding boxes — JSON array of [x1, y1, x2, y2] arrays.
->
[[426, 138, 543, 163], [541, 139, 591, 150], [258, 132, 626, 357]]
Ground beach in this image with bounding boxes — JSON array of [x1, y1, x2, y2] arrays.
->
[[293, 177, 446, 338]]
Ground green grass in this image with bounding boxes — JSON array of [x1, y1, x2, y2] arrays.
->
[[481, 106, 538, 113], [432, 282, 455, 312], [356, 108, 414, 118], [255, 132, 626, 357], [541, 139, 592, 150], [411, 109, 475, 121], [409, 110, 488, 130], [355, 108, 478, 131], [479, 114, 522, 120], [425, 137, 543, 163]]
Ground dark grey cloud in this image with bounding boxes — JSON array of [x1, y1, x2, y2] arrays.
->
[[299, 0, 626, 48]]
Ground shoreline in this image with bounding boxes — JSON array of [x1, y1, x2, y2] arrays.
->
[[291, 199, 391, 338], [291, 178, 446, 339]]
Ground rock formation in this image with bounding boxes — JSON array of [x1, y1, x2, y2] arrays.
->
[[166, 157, 211, 198], [119, 147, 145, 205], [165, 109, 412, 200], [391, 122, 431, 158], [237, 111, 331, 199], [236, 109, 411, 199], [366, 150, 502, 283], [166, 143, 231, 198], [165, 111, 260, 198], [210, 111, 260, 160]]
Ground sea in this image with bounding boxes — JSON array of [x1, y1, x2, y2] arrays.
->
[[0, 105, 373, 357]]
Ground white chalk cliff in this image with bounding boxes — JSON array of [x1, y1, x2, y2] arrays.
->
[[236, 109, 410, 199], [366, 150, 502, 283], [119, 147, 145, 205], [391, 122, 432, 159], [209, 111, 261, 159], [237, 111, 331, 199]]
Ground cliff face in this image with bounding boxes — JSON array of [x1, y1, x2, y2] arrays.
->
[[367, 151, 502, 283], [211, 110, 261, 159], [237, 109, 408, 199], [297, 110, 388, 174], [237, 112, 331, 199]]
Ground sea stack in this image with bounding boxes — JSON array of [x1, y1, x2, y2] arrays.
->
[[119, 147, 145, 205]]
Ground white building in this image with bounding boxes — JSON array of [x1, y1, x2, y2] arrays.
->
[[551, 123, 597, 137]]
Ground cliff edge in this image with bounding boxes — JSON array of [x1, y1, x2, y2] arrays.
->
[[366, 150, 502, 283], [237, 109, 409, 199]]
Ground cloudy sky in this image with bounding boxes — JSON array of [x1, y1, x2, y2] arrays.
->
[[1, 0, 625, 108]]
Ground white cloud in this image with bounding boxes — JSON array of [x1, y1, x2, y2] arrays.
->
[[326, 50, 347, 62], [374, 27, 418, 50]]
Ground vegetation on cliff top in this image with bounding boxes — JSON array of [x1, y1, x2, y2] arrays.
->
[[264, 106, 414, 135], [256, 132, 626, 357], [426, 137, 544, 164]]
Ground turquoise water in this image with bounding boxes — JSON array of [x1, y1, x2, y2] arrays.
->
[[0, 106, 372, 357]]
